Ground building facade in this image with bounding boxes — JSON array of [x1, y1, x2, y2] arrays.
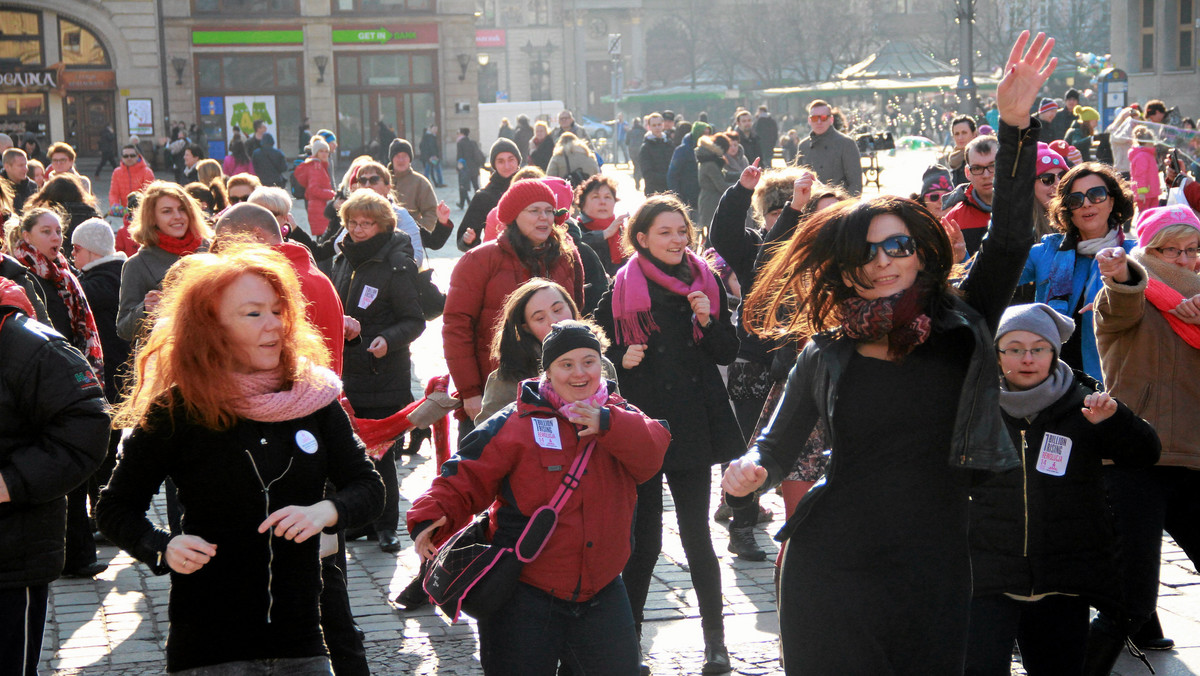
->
[[1110, 0, 1198, 116]]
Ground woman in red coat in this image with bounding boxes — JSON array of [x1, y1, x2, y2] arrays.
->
[[294, 137, 336, 236], [442, 179, 585, 440]]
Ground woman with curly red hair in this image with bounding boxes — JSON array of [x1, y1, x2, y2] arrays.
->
[[97, 243, 383, 675]]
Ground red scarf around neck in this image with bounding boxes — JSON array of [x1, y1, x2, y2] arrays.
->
[[1145, 278, 1200, 349], [582, 216, 623, 266], [156, 228, 204, 257], [14, 240, 105, 375], [838, 281, 933, 359]]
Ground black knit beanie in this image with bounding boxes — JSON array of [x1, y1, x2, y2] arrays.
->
[[388, 138, 414, 162], [541, 320, 602, 370], [490, 137, 522, 167]]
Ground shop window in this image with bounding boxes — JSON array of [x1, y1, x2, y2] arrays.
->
[[530, 59, 551, 101], [337, 56, 359, 87], [196, 54, 302, 90], [411, 54, 434, 85], [527, 0, 550, 25], [193, 0, 299, 14], [1181, 0, 1195, 70], [1141, 0, 1156, 72], [59, 19, 111, 67], [363, 55, 409, 86], [476, 0, 496, 27], [0, 10, 42, 65], [333, 0, 433, 13]]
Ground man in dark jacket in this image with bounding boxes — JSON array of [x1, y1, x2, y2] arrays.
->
[[733, 109, 762, 166], [0, 277, 110, 676], [95, 124, 119, 177], [456, 128, 486, 207], [419, 125, 444, 187], [794, 99, 863, 195], [251, 133, 289, 188], [639, 113, 674, 196], [2, 148, 38, 214], [753, 105, 779, 167], [668, 122, 707, 214]]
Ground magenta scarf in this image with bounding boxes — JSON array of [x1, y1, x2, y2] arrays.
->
[[538, 376, 609, 425], [229, 365, 342, 422], [611, 249, 720, 344]]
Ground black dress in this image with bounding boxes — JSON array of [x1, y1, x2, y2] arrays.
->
[[783, 333, 973, 675]]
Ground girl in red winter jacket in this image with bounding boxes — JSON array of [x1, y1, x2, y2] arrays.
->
[[294, 138, 336, 236]]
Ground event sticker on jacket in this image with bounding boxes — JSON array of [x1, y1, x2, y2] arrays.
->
[[1036, 432, 1072, 476], [296, 430, 319, 454], [359, 285, 379, 309], [532, 417, 562, 450]]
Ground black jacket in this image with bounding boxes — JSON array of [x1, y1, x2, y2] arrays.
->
[[59, 202, 104, 243], [639, 134, 674, 195], [251, 136, 289, 188], [565, 219, 609, 315], [3, 174, 38, 214], [0, 254, 50, 323], [529, 137, 554, 171], [331, 231, 426, 410], [970, 374, 1159, 609], [96, 398, 383, 672], [419, 131, 440, 161], [456, 171, 512, 251], [739, 118, 1042, 541], [594, 264, 743, 471], [79, 258, 131, 402], [0, 310, 109, 589]]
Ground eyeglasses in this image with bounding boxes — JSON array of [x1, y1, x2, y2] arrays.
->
[[229, 194, 249, 204], [923, 192, 946, 203], [346, 219, 378, 231], [358, 175, 385, 186], [1063, 185, 1109, 211], [967, 163, 996, 176], [522, 206, 557, 219], [1153, 245, 1200, 260], [1035, 172, 1063, 186], [809, 114, 832, 123], [862, 234, 917, 264], [997, 346, 1053, 358], [122, 154, 138, 159]]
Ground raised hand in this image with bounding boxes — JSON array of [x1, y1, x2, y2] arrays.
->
[[1095, 247, 1129, 283], [739, 158, 763, 190], [1081, 391, 1118, 424], [791, 171, 816, 210], [997, 31, 1058, 128], [688, 290, 712, 326], [942, 214, 968, 264], [622, 344, 647, 370], [437, 200, 451, 224]]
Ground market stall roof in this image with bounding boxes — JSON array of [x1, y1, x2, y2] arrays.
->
[[761, 74, 998, 97], [602, 84, 738, 104], [838, 41, 957, 80]]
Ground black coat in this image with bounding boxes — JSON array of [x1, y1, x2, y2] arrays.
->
[[565, 219, 609, 316], [0, 310, 109, 589], [331, 231, 426, 411], [96, 398, 383, 672], [970, 374, 1160, 610], [594, 263, 743, 471], [60, 202, 104, 245], [456, 171, 512, 251], [639, 135, 674, 195], [251, 140, 289, 188], [79, 258, 131, 402]]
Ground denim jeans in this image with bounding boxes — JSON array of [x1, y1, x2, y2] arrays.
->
[[423, 160, 443, 186], [478, 578, 640, 676], [170, 656, 332, 675]]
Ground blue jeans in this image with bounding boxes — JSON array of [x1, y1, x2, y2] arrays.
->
[[423, 159, 443, 186], [478, 578, 640, 676], [171, 656, 332, 675]]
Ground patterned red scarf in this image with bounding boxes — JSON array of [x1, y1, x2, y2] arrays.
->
[[156, 228, 204, 257], [838, 281, 933, 359], [15, 240, 104, 375]]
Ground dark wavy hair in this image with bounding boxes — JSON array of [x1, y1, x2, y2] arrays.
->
[[490, 279, 584, 381], [29, 173, 96, 210], [622, 193, 697, 259], [1048, 162, 1135, 242], [575, 173, 621, 213], [743, 195, 957, 340]]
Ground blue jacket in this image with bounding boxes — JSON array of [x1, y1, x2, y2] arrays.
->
[[667, 133, 700, 210], [1018, 232, 1135, 383]]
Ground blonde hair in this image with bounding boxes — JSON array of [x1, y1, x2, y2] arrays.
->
[[196, 158, 223, 187], [1145, 224, 1200, 250], [339, 190, 397, 233], [131, 181, 212, 248]]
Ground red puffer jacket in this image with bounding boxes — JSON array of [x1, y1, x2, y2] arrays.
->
[[407, 379, 671, 602], [108, 160, 155, 213], [294, 158, 336, 236], [442, 235, 584, 399]]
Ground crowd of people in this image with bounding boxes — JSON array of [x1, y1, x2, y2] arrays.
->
[[4, 29, 1200, 676]]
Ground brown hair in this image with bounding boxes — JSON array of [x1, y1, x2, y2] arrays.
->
[[29, 173, 96, 210], [490, 279, 584, 381], [1048, 162, 1135, 242], [114, 242, 329, 431], [339, 189, 397, 234], [575, 173, 620, 213], [623, 193, 697, 258], [46, 142, 76, 162]]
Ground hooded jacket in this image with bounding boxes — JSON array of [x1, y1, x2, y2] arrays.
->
[[546, 137, 600, 182], [407, 379, 670, 603], [667, 133, 702, 210], [695, 137, 740, 232], [0, 307, 109, 589], [293, 157, 336, 236]]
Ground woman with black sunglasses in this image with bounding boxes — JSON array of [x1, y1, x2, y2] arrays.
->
[[721, 32, 1054, 675], [1017, 162, 1136, 384]]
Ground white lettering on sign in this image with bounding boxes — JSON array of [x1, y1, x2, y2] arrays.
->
[[1035, 432, 1072, 477], [0, 71, 58, 88]]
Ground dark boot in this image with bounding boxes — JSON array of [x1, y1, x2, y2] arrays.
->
[[701, 628, 731, 674], [394, 568, 430, 610], [1132, 611, 1175, 650], [727, 525, 766, 561], [402, 428, 431, 456], [1084, 626, 1148, 676]]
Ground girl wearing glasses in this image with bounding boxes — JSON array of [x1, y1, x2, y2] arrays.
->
[[1018, 163, 1136, 383], [331, 189, 426, 553], [721, 32, 1055, 675], [965, 303, 1159, 676], [1086, 205, 1200, 670]]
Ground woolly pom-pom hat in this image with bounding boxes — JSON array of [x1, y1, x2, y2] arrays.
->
[[996, 303, 1075, 355], [1134, 205, 1200, 247], [1074, 106, 1100, 122], [541, 177, 574, 225], [1048, 140, 1078, 166], [1036, 142, 1067, 173], [496, 179, 557, 225], [490, 137, 522, 167], [388, 138, 414, 162], [1038, 98, 1060, 115]]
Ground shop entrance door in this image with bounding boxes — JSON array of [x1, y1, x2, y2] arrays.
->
[[371, 93, 404, 159], [64, 91, 115, 156]]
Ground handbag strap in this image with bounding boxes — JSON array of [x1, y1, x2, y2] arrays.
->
[[564, 153, 572, 174], [546, 437, 594, 514], [511, 437, 595, 562]]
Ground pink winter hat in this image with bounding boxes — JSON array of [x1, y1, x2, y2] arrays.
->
[[1035, 142, 1067, 174], [1134, 205, 1200, 247], [541, 177, 574, 225]]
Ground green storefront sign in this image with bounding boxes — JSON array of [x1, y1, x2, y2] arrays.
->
[[192, 30, 304, 45], [331, 29, 418, 44]]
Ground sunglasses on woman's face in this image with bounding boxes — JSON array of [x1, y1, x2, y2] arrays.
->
[[862, 234, 917, 264], [359, 175, 385, 186], [923, 192, 946, 203], [1064, 185, 1109, 211], [1035, 172, 1063, 186]]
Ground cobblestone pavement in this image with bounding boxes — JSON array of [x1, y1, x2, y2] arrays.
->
[[45, 157, 1200, 675]]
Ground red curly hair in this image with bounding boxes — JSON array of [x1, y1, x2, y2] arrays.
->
[[114, 242, 330, 431]]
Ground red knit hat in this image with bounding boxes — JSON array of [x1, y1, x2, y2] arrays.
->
[[497, 179, 557, 225]]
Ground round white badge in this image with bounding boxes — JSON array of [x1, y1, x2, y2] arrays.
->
[[295, 430, 319, 454]]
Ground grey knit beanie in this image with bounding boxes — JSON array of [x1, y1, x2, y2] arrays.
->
[[70, 218, 116, 257], [490, 137, 522, 166], [995, 303, 1074, 353]]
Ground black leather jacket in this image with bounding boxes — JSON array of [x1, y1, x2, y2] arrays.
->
[[738, 118, 1041, 542]]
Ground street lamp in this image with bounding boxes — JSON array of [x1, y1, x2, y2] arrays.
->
[[477, 53, 490, 67], [314, 55, 329, 84], [171, 57, 187, 86]]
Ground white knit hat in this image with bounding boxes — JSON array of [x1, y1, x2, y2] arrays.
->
[[70, 218, 116, 257]]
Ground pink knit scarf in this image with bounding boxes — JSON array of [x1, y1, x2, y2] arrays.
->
[[538, 376, 609, 424], [230, 365, 342, 422], [611, 249, 720, 345]]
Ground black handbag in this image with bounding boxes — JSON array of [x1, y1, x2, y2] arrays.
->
[[415, 267, 446, 320], [422, 438, 596, 622]]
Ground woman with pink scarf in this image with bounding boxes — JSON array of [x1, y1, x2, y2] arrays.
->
[[594, 194, 742, 674], [97, 243, 383, 675]]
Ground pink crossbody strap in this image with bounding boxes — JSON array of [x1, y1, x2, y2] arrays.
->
[[514, 438, 596, 562]]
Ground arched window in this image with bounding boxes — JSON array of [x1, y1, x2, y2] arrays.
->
[[59, 19, 111, 67]]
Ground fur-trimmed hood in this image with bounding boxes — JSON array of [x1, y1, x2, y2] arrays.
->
[[695, 136, 725, 163]]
